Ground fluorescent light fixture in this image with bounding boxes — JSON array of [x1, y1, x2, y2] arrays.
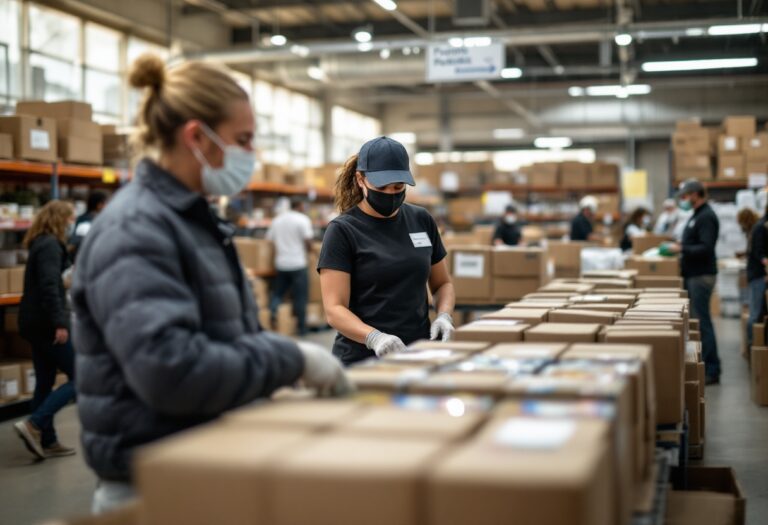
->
[[270, 34, 287, 46], [402, 47, 412, 55], [415, 152, 434, 165], [501, 67, 523, 79], [493, 128, 525, 139], [389, 132, 416, 144], [449, 37, 464, 48], [448, 152, 463, 162], [372, 0, 397, 10], [764, 23, 768, 32], [379, 48, 391, 59], [568, 86, 585, 97], [290, 45, 309, 57], [585, 84, 651, 96], [614, 33, 633, 46], [413, 47, 421, 55], [307, 66, 326, 81], [708, 24, 762, 36], [642, 57, 758, 72], [685, 28, 706, 37], [463, 36, 492, 47], [554, 65, 565, 75], [353, 29, 372, 43], [534, 137, 572, 149], [357, 42, 374, 52]]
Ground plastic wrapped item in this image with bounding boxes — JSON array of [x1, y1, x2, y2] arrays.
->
[[735, 189, 757, 212], [580, 247, 624, 272]]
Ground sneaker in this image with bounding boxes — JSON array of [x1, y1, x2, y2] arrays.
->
[[13, 420, 45, 460], [705, 375, 720, 386], [43, 443, 76, 458]]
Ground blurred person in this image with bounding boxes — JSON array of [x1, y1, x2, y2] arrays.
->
[[70, 191, 108, 257], [737, 208, 759, 239], [620, 207, 651, 252], [72, 54, 350, 514], [745, 204, 768, 350], [318, 137, 456, 366], [664, 180, 721, 384], [570, 195, 600, 241], [492, 204, 522, 246], [14, 200, 77, 461], [653, 198, 680, 235], [267, 199, 314, 335]]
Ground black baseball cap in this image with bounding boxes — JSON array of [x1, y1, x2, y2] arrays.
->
[[357, 136, 415, 188], [677, 179, 706, 198]]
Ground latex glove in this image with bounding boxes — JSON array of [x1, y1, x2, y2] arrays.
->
[[430, 312, 455, 342], [297, 342, 353, 397], [365, 330, 407, 358]]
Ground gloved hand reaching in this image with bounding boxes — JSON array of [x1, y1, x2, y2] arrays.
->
[[365, 329, 407, 358], [430, 312, 455, 342], [297, 342, 354, 397]]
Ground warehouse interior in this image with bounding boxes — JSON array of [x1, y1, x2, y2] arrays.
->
[[1, 0, 768, 524]]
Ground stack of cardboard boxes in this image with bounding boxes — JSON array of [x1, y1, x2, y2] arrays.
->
[[718, 116, 763, 183], [673, 119, 713, 182], [522, 161, 619, 189]]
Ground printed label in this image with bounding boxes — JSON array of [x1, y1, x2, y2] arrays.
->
[[454, 253, 485, 278], [2, 379, 19, 398], [724, 137, 737, 151], [409, 232, 432, 248], [30, 129, 50, 150], [494, 417, 576, 449], [724, 167, 736, 178], [25, 369, 35, 393]]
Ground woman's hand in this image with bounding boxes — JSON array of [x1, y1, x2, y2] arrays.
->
[[297, 342, 353, 397], [365, 330, 407, 357], [430, 312, 455, 342], [54, 328, 69, 345]]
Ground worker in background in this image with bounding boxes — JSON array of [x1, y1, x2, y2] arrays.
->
[[73, 54, 350, 514], [620, 207, 652, 252], [69, 190, 108, 257], [745, 204, 768, 352], [570, 195, 600, 241], [492, 204, 522, 246], [654, 198, 680, 235], [14, 201, 77, 461], [267, 199, 314, 335], [318, 137, 456, 366], [664, 179, 721, 384]]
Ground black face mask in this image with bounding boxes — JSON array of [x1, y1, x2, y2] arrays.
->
[[365, 186, 406, 217]]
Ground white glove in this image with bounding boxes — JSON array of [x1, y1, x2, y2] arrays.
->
[[430, 312, 455, 342], [297, 342, 354, 397], [365, 330, 407, 358]]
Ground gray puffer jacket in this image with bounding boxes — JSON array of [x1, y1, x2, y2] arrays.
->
[[72, 159, 304, 481]]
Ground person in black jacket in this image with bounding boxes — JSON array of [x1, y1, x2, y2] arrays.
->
[[570, 195, 601, 241], [14, 200, 77, 460], [665, 179, 721, 384], [493, 205, 522, 246], [73, 55, 350, 514], [746, 203, 768, 350]]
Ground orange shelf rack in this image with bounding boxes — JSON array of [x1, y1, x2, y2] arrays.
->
[[0, 160, 120, 184], [0, 293, 22, 306]]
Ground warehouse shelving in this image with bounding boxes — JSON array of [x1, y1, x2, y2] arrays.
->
[[483, 184, 620, 195]]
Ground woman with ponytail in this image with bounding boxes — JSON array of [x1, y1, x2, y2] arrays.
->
[[318, 137, 456, 365]]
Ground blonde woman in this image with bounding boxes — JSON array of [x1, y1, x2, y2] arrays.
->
[[72, 55, 349, 513], [14, 200, 77, 460]]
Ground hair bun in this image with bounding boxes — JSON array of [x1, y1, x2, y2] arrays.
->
[[129, 53, 165, 91]]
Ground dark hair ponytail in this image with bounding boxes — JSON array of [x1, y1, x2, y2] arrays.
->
[[334, 154, 364, 212]]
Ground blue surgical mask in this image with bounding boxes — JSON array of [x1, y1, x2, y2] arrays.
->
[[192, 123, 255, 197], [679, 199, 692, 212]]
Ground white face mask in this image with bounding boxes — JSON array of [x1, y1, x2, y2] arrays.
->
[[504, 215, 517, 224], [191, 123, 255, 197], [642, 215, 651, 227]]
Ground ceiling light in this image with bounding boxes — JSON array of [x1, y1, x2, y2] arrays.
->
[[534, 137, 572, 149], [463, 36, 492, 48], [353, 27, 372, 43], [357, 42, 373, 52], [372, 0, 398, 10], [707, 24, 762, 36], [616, 89, 629, 99], [642, 57, 758, 72], [290, 45, 309, 57], [584, 84, 651, 96], [614, 33, 633, 46], [449, 37, 464, 48], [389, 132, 416, 144], [413, 47, 421, 55], [493, 128, 525, 139], [307, 66, 326, 81], [402, 47, 412, 55], [554, 65, 565, 75], [415, 152, 434, 165], [270, 34, 287, 46], [568, 86, 585, 97], [685, 28, 706, 37], [379, 48, 391, 59], [764, 23, 768, 32], [501, 67, 523, 79]]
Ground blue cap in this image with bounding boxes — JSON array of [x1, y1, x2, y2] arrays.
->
[[357, 136, 415, 188]]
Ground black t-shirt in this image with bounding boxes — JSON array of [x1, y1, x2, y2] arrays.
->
[[570, 213, 593, 241], [318, 204, 447, 365], [493, 221, 522, 246]]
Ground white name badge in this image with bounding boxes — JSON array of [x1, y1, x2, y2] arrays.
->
[[409, 232, 432, 248]]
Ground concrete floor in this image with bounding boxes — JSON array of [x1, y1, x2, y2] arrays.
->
[[1, 322, 766, 524]]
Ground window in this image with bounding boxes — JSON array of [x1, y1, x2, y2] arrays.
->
[[331, 106, 381, 163], [28, 4, 82, 102], [0, 0, 21, 110], [84, 23, 122, 121]]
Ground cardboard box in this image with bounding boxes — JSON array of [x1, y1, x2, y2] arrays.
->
[[560, 162, 589, 188], [568, 293, 636, 306], [346, 364, 431, 393], [453, 321, 529, 344], [505, 300, 570, 309], [0, 133, 12, 159], [408, 340, 490, 354], [59, 136, 103, 165], [523, 323, 602, 343], [605, 330, 684, 424], [492, 277, 542, 302], [19, 361, 34, 396], [428, 417, 613, 525], [226, 399, 363, 431], [676, 119, 701, 132], [528, 162, 560, 187], [745, 133, 768, 162], [381, 347, 467, 367], [56, 118, 101, 140], [746, 161, 767, 178], [547, 308, 618, 324], [566, 303, 629, 313], [675, 167, 713, 182], [546, 241, 593, 271], [0, 115, 57, 162], [625, 256, 679, 277], [723, 116, 756, 138], [634, 275, 683, 288], [8, 266, 24, 294], [673, 130, 710, 153], [686, 381, 702, 445], [482, 342, 568, 361], [588, 162, 619, 187], [751, 346, 768, 406], [668, 466, 746, 525], [451, 247, 492, 301], [718, 135, 742, 155], [16, 100, 93, 121], [0, 363, 22, 402], [234, 237, 274, 274], [492, 247, 544, 277], [480, 308, 549, 325], [273, 435, 445, 525], [632, 234, 673, 255], [718, 154, 745, 180], [0, 268, 9, 294], [675, 154, 711, 171]]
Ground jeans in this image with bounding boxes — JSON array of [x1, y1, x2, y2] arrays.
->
[[92, 480, 136, 515], [269, 268, 309, 335], [747, 277, 767, 347], [27, 337, 76, 447], [685, 275, 721, 378]]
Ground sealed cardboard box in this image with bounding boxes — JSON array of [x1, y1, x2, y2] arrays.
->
[[381, 347, 467, 367], [718, 154, 745, 180], [428, 416, 613, 525], [492, 247, 544, 277], [8, 266, 24, 294], [566, 303, 628, 313], [569, 293, 635, 306], [56, 118, 101, 140], [347, 364, 431, 392], [686, 381, 702, 445], [483, 342, 568, 361], [0, 133, 12, 159], [0, 268, 10, 294], [589, 162, 619, 187], [746, 161, 767, 178], [408, 370, 510, 397], [505, 300, 569, 309], [523, 323, 601, 343], [675, 167, 712, 182], [539, 281, 595, 294], [632, 234, 673, 255], [492, 277, 544, 302], [625, 256, 679, 277], [751, 346, 768, 406], [676, 119, 702, 132], [451, 247, 492, 301], [718, 135, 742, 155], [675, 154, 711, 171], [547, 308, 618, 324], [745, 133, 768, 162], [560, 161, 589, 188], [0, 363, 21, 401], [136, 425, 310, 525], [273, 435, 445, 525], [234, 237, 274, 274], [528, 162, 560, 187], [408, 340, 489, 354], [59, 136, 103, 165], [634, 275, 684, 288], [546, 241, 593, 272], [723, 115, 756, 138], [225, 399, 364, 431], [16, 100, 93, 121], [481, 308, 549, 325], [453, 321, 529, 344], [673, 130, 710, 153], [0, 115, 57, 162]]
